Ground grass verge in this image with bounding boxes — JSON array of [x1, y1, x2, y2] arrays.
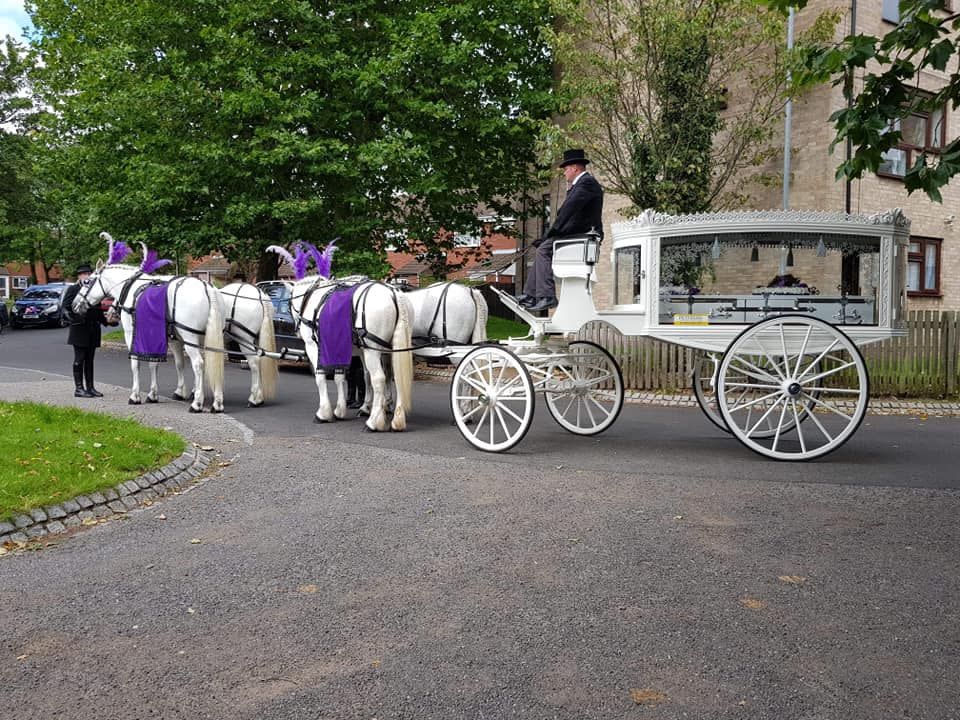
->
[[486, 315, 530, 341], [0, 401, 185, 522]]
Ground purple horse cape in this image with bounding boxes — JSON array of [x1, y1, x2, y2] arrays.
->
[[131, 284, 169, 362], [317, 285, 359, 374]]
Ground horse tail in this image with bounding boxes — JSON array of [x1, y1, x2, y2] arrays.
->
[[391, 291, 414, 415], [203, 284, 226, 394], [470, 287, 488, 344], [258, 296, 278, 401]]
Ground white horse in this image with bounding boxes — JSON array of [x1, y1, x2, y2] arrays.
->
[[72, 262, 226, 412], [405, 281, 488, 347], [219, 282, 279, 407], [290, 276, 414, 431]]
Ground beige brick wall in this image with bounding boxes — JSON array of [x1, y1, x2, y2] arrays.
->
[[581, 0, 958, 313]]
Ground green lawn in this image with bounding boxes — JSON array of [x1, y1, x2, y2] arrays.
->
[[486, 315, 530, 340], [0, 401, 185, 522]]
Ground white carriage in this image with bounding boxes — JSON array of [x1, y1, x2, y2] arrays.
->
[[450, 208, 911, 460]]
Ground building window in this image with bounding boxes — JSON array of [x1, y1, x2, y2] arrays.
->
[[906, 237, 941, 297], [882, 0, 899, 23], [541, 192, 551, 236], [12, 276, 29, 289], [878, 104, 946, 179], [453, 232, 480, 248]]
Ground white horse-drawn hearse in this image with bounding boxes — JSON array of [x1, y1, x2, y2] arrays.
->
[[447, 208, 909, 461]]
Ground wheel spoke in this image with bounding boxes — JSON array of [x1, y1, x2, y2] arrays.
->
[[725, 381, 784, 391], [728, 388, 784, 413], [799, 391, 854, 420], [585, 393, 612, 418], [497, 401, 526, 425], [791, 399, 807, 454], [458, 401, 484, 422], [728, 356, 782, 384], [801, 360, 858, 385], [745, 395, 786, 438], [770, 397, 790, 451], [799, 398, 835, 441], [751, 336, 787, 380], [797, 338, 840, 382], [794, 324, 813, 376]]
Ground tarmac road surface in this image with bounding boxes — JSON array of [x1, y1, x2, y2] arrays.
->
[[1, 324, 958, 719]]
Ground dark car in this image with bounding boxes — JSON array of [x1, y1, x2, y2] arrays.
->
[[256, 281, 306, 360], [9, 283, 70, 329]]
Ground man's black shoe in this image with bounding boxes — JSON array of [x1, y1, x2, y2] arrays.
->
[[86, 388, 104, 397], [515, 293, 533, 305], [528, 297, 558, 313], [519, 296, 537, 308], [74, 387, 88, 398], [347, 399, 364, 409]]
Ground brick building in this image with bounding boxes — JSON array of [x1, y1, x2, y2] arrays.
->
[[542, 0, 958, 312]]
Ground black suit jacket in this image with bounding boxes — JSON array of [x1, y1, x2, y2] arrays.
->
[[545, 172, 604, 240], [63, 282, 106, 348]]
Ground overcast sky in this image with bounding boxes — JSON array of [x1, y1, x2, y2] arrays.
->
[[0, 0, 31, 42]]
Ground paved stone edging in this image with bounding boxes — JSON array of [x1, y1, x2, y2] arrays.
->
[[414, 364, 960, 417], [0, 447, 214, 548]]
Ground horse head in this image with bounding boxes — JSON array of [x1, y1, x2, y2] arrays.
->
[[73, 263, 141, 314]]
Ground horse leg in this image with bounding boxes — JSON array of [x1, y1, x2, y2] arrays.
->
[[128, 357, 142, 405], [363, 349, 389, 432], [184, 345, 206, 412], [333, 372, 347, 419], [312, 368, 335, 422], [146, 361, 160, 403], [171, 341, 190, 401], [358, 367, 372, 417], [247, 354, 264, 407]]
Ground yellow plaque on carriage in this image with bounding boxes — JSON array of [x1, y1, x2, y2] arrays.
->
[[673, 313, 710, 326]]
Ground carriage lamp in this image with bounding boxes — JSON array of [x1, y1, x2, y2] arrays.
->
[[786, 245, 794, 267], [583, 227, 601, 266], [750, 245, 759, 262], [816, 236, 826, 257]]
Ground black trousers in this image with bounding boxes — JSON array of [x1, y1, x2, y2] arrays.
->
[[72, 345, 97, 390], [346, 356, 365, 401]]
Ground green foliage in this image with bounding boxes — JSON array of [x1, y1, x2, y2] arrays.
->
[[551, 0, 802, 213], [26, 1, 557, 269], [0, 401, 185, 521], [768, 0, 960, 202]]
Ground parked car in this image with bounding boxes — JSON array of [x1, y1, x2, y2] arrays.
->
[[9, 283, 70, 329], [256, 281, 306, 361]]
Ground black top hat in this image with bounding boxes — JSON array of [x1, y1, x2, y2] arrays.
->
[[559, 149, 590, 168], [76, 263, 94, 275]]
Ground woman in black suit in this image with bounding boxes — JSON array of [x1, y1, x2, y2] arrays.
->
[[63, 263, 108, 398]]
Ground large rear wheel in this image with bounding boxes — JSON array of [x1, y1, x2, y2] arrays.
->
[[717, 315, 868, 461]]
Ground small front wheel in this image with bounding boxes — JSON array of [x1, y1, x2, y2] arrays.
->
[[544, 341, 624, 435], [450, 345, 535, 452]]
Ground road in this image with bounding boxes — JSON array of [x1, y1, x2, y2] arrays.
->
[[1, 323, 958, 489], [1, 324, 959, 719]]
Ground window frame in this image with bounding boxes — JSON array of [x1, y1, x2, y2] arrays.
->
[[906, 236, 942, 298], [12, 276, 29, 289], [877, 102, 947, 181]]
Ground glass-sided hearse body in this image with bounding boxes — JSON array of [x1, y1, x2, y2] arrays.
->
[[462, 209, 911, 461]]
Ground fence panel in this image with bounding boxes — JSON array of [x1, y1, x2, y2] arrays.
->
[[576, 311, 960, 397]]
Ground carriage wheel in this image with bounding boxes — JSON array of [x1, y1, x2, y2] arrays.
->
[[450, 345, 535, 452], [695, 351, 824, 438], [692, 352, 729, 433], [544, 341, 624, 436], [717, 315, 868, 461]]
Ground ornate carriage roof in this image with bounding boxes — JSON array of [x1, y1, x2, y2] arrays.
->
[[614, 208, 911, 234]]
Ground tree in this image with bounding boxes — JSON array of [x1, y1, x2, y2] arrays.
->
[[549, 0, 829, 214], [764, 0, 960, 202], [27, 0, 557, 275], [0, 36, 33, 246]]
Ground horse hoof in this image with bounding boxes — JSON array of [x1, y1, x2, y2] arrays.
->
[[313, 415, 330, 424], [211, 407, 224, 414], [146, 396, 158, 404], [363, 424, 377, 433], [358, 409, 371, 417], [248, 400, 264, 408], [128, 398, 141, 405], [189, 405, 202, 414], [172, 393, 186, 402]]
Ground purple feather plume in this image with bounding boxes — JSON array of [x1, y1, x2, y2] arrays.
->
[[266, 244, 308, 280], [301, 240, 337, 278], [140, 248, 173, 273], [108, 240, 132, 265], [292, 245, 310, 281]]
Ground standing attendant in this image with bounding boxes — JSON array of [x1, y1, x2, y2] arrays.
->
[[518, 149, 604, 313], [63, 263, 108, 398]]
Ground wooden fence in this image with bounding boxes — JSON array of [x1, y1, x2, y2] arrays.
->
[[576, 310, 960, 398]]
